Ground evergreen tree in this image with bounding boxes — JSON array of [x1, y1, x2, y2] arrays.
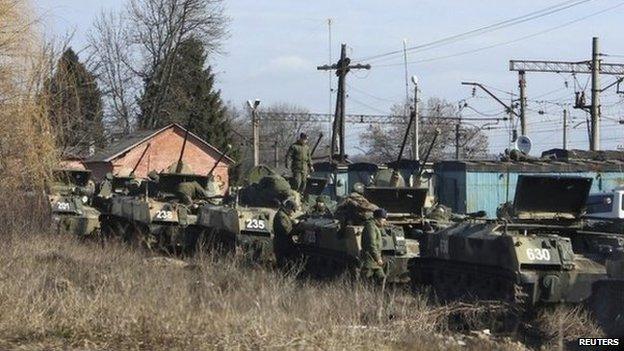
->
[[138, 37, 234, 155], [46, 48, 105, 150]]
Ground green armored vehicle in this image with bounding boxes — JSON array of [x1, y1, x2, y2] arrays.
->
[[197, 165, 301, 262], [295, 217, 418, 283], [47, 169, 101, 237], [415, 175, 621, 307], [590, 253, 624, 337], [103, 162, 210, 252]]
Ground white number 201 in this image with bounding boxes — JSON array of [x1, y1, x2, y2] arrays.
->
[[56, 202, 71, 211], [526, 248, 551, 261], [245, 219, 266, 230], [155, 210, 173, 220]]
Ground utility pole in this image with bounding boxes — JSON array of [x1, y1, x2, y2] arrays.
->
[[563, 109, 568, 150], [247, 99, 261, 166], [591, 37, 601, 151], [462, 81, 520, 143], [455, 123, 460, 160], [411, 76, 419, 160], [518, 71, 527, 136], [510, 37, 624, 151], [273, 141, 279, 169], [318, 43, 371, 162]]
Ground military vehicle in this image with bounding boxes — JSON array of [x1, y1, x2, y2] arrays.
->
[[102, 162, 209, 252], [590, 253, 624, 337], [197, 165, 303, 262], [47, 169, 101, 237], [415, 175, 622, 309], [101, 126, 225, 253], [294, 216, 419, 283]]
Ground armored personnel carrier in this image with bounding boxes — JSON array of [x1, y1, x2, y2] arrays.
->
[[295, 216, 418, 283], [197, 165, 303, 262], [47, 169, 101, 237], [415, 175, 621, 307], [103, 161, 210, 252], [590, 253, 624, 337]]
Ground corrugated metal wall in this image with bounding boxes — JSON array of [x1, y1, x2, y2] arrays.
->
[[437, 170, 624, 217]]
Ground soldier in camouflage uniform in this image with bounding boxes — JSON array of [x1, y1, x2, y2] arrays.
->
[[335, 182, 378, 225], [285, 133, 314, 194], [176, 181, 211, 205], [273, 198, 298, 268], [361, 208, 388, 283], [309, 196, 332, 218]]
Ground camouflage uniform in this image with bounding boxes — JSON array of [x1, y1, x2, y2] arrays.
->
[[286, 140, 313, 193], [273, 208, 296, 267], [309, 198, 332, 218], [360, 219, 385, 282], [176, 181, 210, 205], [335, 192, 378, 225]]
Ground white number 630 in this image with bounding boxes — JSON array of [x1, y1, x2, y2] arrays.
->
[[526, 248, 551, 261]]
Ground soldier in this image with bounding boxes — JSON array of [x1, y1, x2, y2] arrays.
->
[[335, 182, 378, 225], [309, 196, 332, 218], [285, 133, 314, 193], [176, 180, 211, 205], [273, 198, 298, 268], [361, 208, 388, 283]]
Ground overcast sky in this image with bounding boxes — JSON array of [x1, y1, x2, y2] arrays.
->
[[33, 0, 624, 156]]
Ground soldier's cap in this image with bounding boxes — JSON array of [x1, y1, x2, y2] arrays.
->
[[283, 198, 297, 210], [373, 208, 388, 219], [147, 170, 159, 181], [352, 182, 365, 195], [299, 132, 308, 140]]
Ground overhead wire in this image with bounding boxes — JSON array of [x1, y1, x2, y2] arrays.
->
[[354, 0, 591, 63], [371, 1, 624, 68]]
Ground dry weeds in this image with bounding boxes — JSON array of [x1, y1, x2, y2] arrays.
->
[[0, 231, 531, 351]]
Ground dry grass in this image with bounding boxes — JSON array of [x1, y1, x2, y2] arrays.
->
[[533, 306, 604, 350], [0, 231, 532, 351]]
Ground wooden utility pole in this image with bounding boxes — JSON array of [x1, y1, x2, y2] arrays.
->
[[518, 70, 527, 136], [510, 37, 624, 151], [317, 43, 371, 162]]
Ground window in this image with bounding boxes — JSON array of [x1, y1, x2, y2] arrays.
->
[[586, 194, 613, 214]]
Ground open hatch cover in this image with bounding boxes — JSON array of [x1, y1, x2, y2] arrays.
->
[[513, 175, 592, 218]]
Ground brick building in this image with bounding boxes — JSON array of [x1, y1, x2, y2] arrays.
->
[[84, 123, 233, 191]]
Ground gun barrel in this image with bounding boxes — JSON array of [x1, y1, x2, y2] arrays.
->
[[396, 108, 416, 169], [208, 144, 232, 177], [130, 143, 151, 176], [311, 133, 323, 156]]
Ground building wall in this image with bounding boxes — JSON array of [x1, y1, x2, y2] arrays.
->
[[88, 162, 113, 180], [87, 126, 231, 194], [437, 169, 624, 218]]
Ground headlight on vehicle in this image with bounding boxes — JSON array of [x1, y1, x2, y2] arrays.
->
[[81, 196, 89, 204]]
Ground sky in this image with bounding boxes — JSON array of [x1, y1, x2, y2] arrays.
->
[[33, 0, 624, 156]]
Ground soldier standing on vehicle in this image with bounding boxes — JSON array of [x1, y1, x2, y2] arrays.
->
[[361, 208, 388, 283], [273, 198, 298, 268], [285, 133, 314, 194]]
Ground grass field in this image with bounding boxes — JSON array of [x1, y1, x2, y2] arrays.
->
[[0, 229, 543, 351]]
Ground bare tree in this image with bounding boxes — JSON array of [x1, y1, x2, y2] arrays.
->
[[88, 11, 139, 135], [359, 97, 489, 163], [129, 0, 228, 129]]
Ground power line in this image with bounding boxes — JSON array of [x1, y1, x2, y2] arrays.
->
[[355, 0, 590, 63], [372, 1, 624, 68]]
